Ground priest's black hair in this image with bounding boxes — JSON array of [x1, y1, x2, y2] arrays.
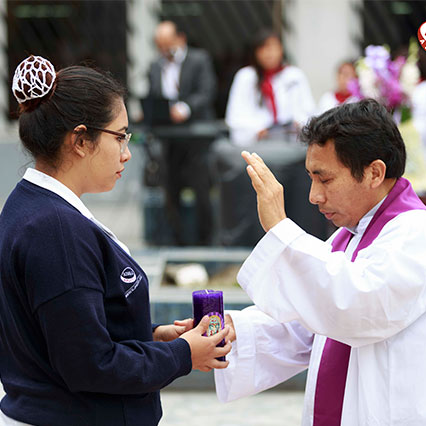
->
[[300, 99, 406, 182]]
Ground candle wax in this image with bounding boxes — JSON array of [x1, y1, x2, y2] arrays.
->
[[192, 289, 225, 361]]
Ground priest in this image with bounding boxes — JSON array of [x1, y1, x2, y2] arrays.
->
[[215, 99, 426, 425]]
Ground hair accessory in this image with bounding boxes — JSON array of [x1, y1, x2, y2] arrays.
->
[[12, 55, 56, 104]]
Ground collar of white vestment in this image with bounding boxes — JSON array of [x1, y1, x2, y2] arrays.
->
[[345, 196, 387, 236]]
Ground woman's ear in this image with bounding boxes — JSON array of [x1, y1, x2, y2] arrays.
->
[[71, 124, 88, 158], [368, 159, 386, 188]]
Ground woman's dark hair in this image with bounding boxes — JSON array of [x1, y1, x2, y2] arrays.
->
[[17, 61, 126, 169], [300, 99, 406, 181], [250, 28, 283, 94]]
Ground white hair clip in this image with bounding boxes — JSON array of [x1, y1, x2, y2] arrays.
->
[[12, 55, 56, 104]]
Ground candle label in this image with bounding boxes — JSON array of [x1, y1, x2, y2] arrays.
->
[[205, 312, 224, 337]]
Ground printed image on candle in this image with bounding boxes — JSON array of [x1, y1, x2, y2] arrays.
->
[[206, 313, 223, 336]]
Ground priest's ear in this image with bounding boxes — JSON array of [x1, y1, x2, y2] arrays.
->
[[367, 159, 386, 188]]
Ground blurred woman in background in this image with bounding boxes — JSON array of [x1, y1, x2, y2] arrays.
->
[[317, 60, 357, 113], [225, 29, 315, 146]]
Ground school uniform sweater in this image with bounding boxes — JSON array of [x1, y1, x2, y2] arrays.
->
[[0, 174, 191, 426]]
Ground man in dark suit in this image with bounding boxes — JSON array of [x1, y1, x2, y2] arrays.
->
[[148, 21, 216, 245]]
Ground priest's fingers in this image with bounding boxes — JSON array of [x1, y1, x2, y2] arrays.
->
[[224, 314, 236, 342], [246, 164, 265, 194], [242, 151, 275, 185], [242, 151, 287, 232]]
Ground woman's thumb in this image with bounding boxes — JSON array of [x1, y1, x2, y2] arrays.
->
[[196, 315, 210, 335]]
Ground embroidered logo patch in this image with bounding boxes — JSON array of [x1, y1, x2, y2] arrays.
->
[[120, 267, 136, 284]]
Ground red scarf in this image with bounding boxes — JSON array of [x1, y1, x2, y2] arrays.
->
[[334, 91, 351, 104], [260, 66, 284, 123]]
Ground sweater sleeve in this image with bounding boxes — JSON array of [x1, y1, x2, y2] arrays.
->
[[36, 288, 191, 395], [18, 206, 191, 394]]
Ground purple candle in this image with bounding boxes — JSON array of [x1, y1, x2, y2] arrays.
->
[[192, 289, 225, 361]]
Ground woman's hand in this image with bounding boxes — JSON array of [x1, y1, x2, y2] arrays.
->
[[153, 318, 194, 342], [179, 316, 231, 372], [241, 151, 287, 232]]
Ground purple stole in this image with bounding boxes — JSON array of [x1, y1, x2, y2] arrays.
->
[[313, 178, 426, 426]]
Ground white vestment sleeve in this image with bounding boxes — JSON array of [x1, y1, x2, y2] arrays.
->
[[237, 212, 426, 347], [214, 306, 312, 402]]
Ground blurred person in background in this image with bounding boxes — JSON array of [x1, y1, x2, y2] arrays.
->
[[225, 29, 315, 146], [0, 55, 230, 426], [317, 61, 357, 114], [148, 21, 216, 246], [412, 49, 426, 165]]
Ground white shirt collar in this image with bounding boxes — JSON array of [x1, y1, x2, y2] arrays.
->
[[23, 168, 94, 220], [160, 45, 187, 66], [174, 45, 187, 64], [345, 196, 386, 236], [22, 168, 130, 254]]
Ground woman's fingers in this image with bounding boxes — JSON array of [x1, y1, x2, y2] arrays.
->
[[207, 326, 229, 348], [208, 359, 230, 369], [215, 341, 232, 356]]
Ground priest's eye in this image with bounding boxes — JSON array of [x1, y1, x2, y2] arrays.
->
[[320, 178, 331, 184]]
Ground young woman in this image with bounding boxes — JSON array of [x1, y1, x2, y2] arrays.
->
[[225, 29, 315, 146], [0, 55, 230, 426], [317, 61, 357, 114]]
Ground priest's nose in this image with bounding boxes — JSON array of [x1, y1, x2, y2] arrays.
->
[[309, 181, 326, 205]]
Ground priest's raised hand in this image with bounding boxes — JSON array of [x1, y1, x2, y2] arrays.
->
[[241, 151, 287, 232]]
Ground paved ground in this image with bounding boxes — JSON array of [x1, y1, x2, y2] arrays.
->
[[0, 386, 304, 425], [160, 390, 304, 426]]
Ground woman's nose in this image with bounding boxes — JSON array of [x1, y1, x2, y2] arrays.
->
[[121, 146, 132, 162]]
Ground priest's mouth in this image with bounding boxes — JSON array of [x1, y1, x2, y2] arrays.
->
[[321, 211, 335, 220]]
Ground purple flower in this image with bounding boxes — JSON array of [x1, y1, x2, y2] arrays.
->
[[378, 74, 404, 109], [388, 56, 406, 79], [365, 45, 390, 72], [347, 78, 363, 99]]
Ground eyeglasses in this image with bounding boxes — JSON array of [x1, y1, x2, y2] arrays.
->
[[87, 126, 132, 154]]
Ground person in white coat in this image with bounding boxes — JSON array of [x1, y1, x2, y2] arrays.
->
[[225, 29, 315, 146], [412, 50, 426, 165], [215, 99, 426, 425]]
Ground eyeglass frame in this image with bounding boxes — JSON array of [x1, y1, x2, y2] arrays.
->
[[86, 126, 132, 154]]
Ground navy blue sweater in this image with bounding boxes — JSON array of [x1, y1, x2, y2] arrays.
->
[[0, 180, 191, 426]]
